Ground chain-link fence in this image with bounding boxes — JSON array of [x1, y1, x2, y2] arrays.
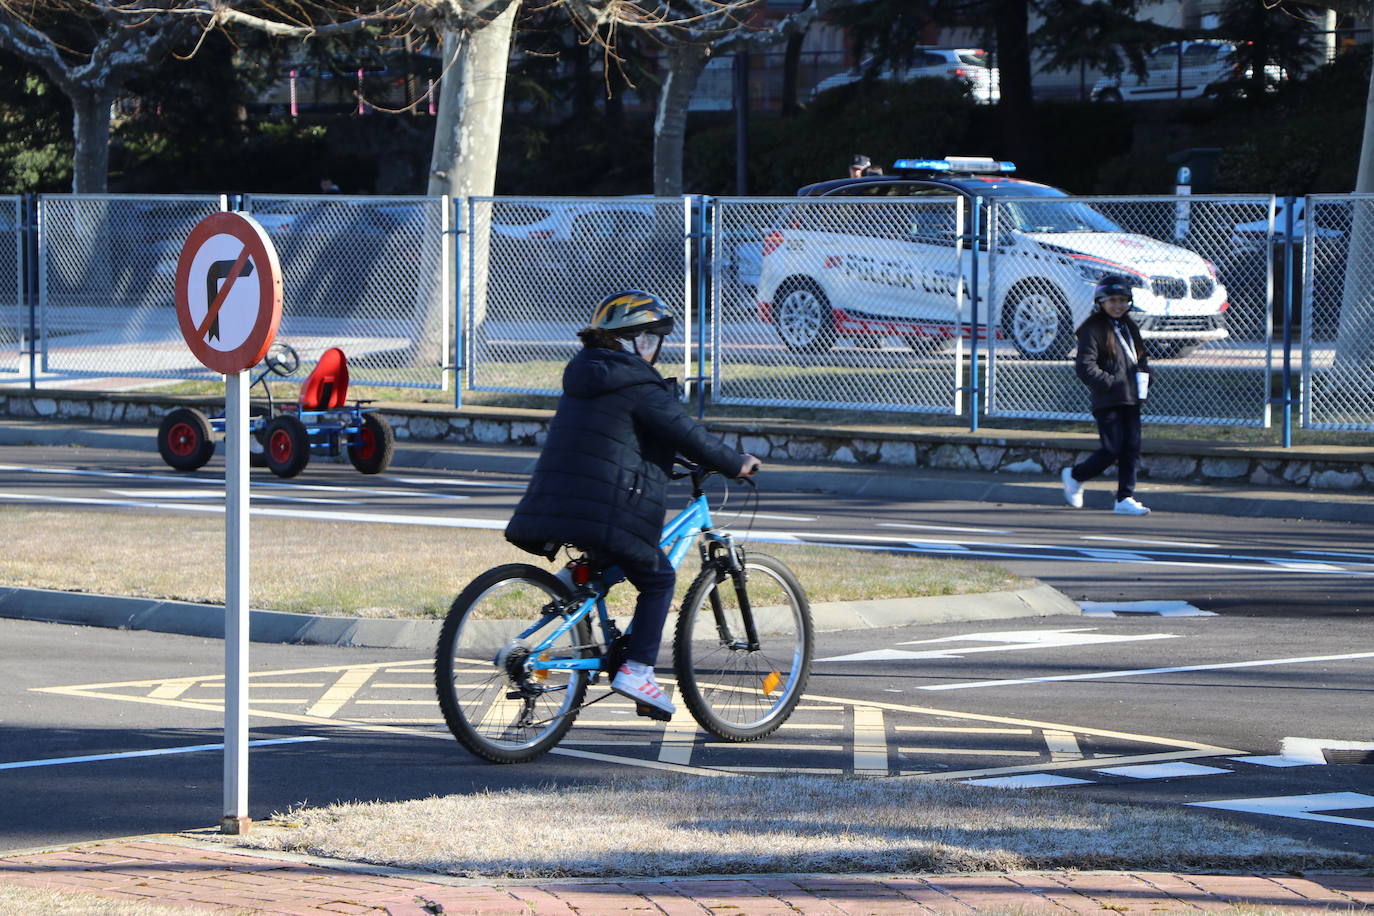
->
[[0, 196, 22, 375], [712, 197, 967, 414], [243, 195, 450, 390], [985, 195, 1273, 427], [1303, 194, 1373, 431], [38, 195, 226, 379], [464, 196, 691, 395]]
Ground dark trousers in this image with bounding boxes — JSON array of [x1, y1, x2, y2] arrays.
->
[[1072, 404, 1142, 500], [620, 549, 677, 667]]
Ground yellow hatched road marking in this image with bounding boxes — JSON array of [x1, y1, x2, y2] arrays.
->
[[852, 706, 888, 775], [898, 746, 1042, 757], [148, 680, 197, 699], [1043, 729, 1083, 761], [306, 667, 374, 718], [658, 701, 699, 766], [895, 726, 1033, 734]]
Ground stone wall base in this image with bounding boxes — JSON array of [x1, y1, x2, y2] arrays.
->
[[3, 390, 1370, 493]]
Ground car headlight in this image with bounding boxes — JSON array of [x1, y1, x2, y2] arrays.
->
[[1072, 258, 1144, 286]]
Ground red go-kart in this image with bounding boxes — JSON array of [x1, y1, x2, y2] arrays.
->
[[156, 343, 395, 479]]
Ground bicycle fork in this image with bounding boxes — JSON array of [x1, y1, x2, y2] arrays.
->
[[703, 536, 761, 652]]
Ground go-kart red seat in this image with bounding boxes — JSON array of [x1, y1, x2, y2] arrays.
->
[[300, 348, 350, 410]]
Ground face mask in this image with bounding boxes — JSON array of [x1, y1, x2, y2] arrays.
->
[[631, 330, 665, 364]]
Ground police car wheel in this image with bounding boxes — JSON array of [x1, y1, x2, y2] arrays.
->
[[1003, 286, 1071, 360], [774, 281, 835, 354]]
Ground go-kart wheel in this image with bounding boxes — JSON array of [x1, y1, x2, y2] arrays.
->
[[157, 408, 216, 471], [263, 415, 310, 478], [347, 413, 395, 475], [264, 342, 300, 377]]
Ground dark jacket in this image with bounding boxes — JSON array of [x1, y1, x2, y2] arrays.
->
[[1074, 310, 1151, 414], [505, 347, 745, 568]]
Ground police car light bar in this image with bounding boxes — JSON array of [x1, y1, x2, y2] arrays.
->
[[893, 157, 1016, 174]]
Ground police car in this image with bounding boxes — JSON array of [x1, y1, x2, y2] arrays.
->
[[755, 157, 1230, 359]]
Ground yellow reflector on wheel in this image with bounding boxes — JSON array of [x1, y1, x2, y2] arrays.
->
[[762, 671, 781, 696], [534, 653, 550, 681]]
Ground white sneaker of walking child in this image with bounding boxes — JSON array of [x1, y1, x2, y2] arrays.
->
[[612, 661, 676, 716], [1061, 468, 1084, 508], [1114, 496, 1150, 516]]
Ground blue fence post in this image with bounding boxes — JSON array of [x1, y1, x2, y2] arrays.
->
[[1280, 195, 1295, 447], [451, 196, 465, 410], [24, 193, 37, 390], [968, 197, 982, 432], [695, 195, 710, 420]]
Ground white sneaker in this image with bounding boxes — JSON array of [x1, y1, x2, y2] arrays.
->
[[1114, 497, 1150, 516], [1061, 468, 1084, 508], [611, 661, 675, 716]]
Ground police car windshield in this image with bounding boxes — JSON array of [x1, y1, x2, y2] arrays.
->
[[972, 185, 1123, 234]]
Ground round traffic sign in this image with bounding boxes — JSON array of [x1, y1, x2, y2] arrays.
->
[[174, 212, 283, 374]]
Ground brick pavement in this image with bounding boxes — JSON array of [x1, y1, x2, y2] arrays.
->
[[2, 838, 1373, 915]]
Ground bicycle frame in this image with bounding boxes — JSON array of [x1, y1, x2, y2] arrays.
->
[[519, 486, 728, 676]]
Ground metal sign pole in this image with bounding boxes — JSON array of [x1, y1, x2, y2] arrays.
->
[[222, 369, 251, 835]]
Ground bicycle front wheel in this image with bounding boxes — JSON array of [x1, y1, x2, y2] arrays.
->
[[674, 551, 813, 741], [435, 564, 589, 764]]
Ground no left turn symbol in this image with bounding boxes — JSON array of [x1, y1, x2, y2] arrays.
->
[[175, 212, 283, 374]]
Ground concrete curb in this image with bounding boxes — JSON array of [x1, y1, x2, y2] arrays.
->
[[0, 583, 1080, 650]]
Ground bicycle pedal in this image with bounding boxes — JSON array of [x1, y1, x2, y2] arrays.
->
[[634, 702, 672, 722]]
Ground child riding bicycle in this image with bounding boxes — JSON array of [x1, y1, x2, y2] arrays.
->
[[504, 290, 761, 717]]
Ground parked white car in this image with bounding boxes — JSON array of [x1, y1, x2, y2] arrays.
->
[[811, 48, 999, 104], [755, 157, 1230, 360], [1091, 40, 1283, 102]]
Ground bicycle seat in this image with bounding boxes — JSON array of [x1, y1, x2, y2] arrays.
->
[[299, 347, 349, 410]]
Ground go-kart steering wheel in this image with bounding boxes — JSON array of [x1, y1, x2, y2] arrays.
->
[[264, 342, 300, 377]]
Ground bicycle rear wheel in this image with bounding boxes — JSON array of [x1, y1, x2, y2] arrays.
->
[[674, 551, 813, 741], [435, 564, 590, 763]]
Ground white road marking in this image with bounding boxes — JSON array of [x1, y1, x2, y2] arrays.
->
[[0, 464, 471, 500], [1296, 549, 1374, 561], [878, 522, 1012, 534], [963, 774, 1094, 788], [749, 530, 1374, 579], [919, 651, 1374, 691], [384, 475, 525, 490], [0, 491, 507, 529], [1081, 535, 1219, 548], [1230, 755, 1314, 767], [1079, 600, 1216, 618], [1189, 792, 1374, 829], [0, 736, 325, 770], [1094, 762, 1231, 779], [818, 628, 1178, 663], [103, 488, 364, 506], [1275, 737, 1374, 764]]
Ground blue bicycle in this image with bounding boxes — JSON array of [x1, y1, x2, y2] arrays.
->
[[434, 462, 814, 764]]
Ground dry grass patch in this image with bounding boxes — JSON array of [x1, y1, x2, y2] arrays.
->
[[0, 882, 255, 915], [237, 775, 1367, 879], [0, 508, 1026, 619]]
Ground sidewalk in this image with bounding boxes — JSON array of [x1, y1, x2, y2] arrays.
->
[[3, 835, 1373, 914]]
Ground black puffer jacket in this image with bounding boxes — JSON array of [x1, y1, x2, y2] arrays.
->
[[505, 347, 745, 568], [1074, 310, 1151, 414]]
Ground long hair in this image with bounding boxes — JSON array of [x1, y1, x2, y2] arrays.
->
[[578, 328, 625, 350]]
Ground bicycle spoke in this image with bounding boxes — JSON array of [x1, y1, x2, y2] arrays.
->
[[674, 553, 813, 741]]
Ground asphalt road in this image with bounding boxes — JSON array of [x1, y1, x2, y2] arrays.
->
[[1, 442, 1370, 618], [1, 442, 1371, 855]]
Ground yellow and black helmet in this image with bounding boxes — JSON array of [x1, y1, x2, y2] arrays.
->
[[585, 290, 674, 338]]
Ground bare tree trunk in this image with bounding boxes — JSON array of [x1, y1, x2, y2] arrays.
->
[[427, 1, 518, 344], [1333, 16, 1374, 366], [426, 1, 519, 199], [71, 88, 114, 193], [653, 43, 711, 196]]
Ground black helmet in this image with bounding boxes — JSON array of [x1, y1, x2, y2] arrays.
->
[[585, 290, 674, 338], [1093, 274, 1135, 305]]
